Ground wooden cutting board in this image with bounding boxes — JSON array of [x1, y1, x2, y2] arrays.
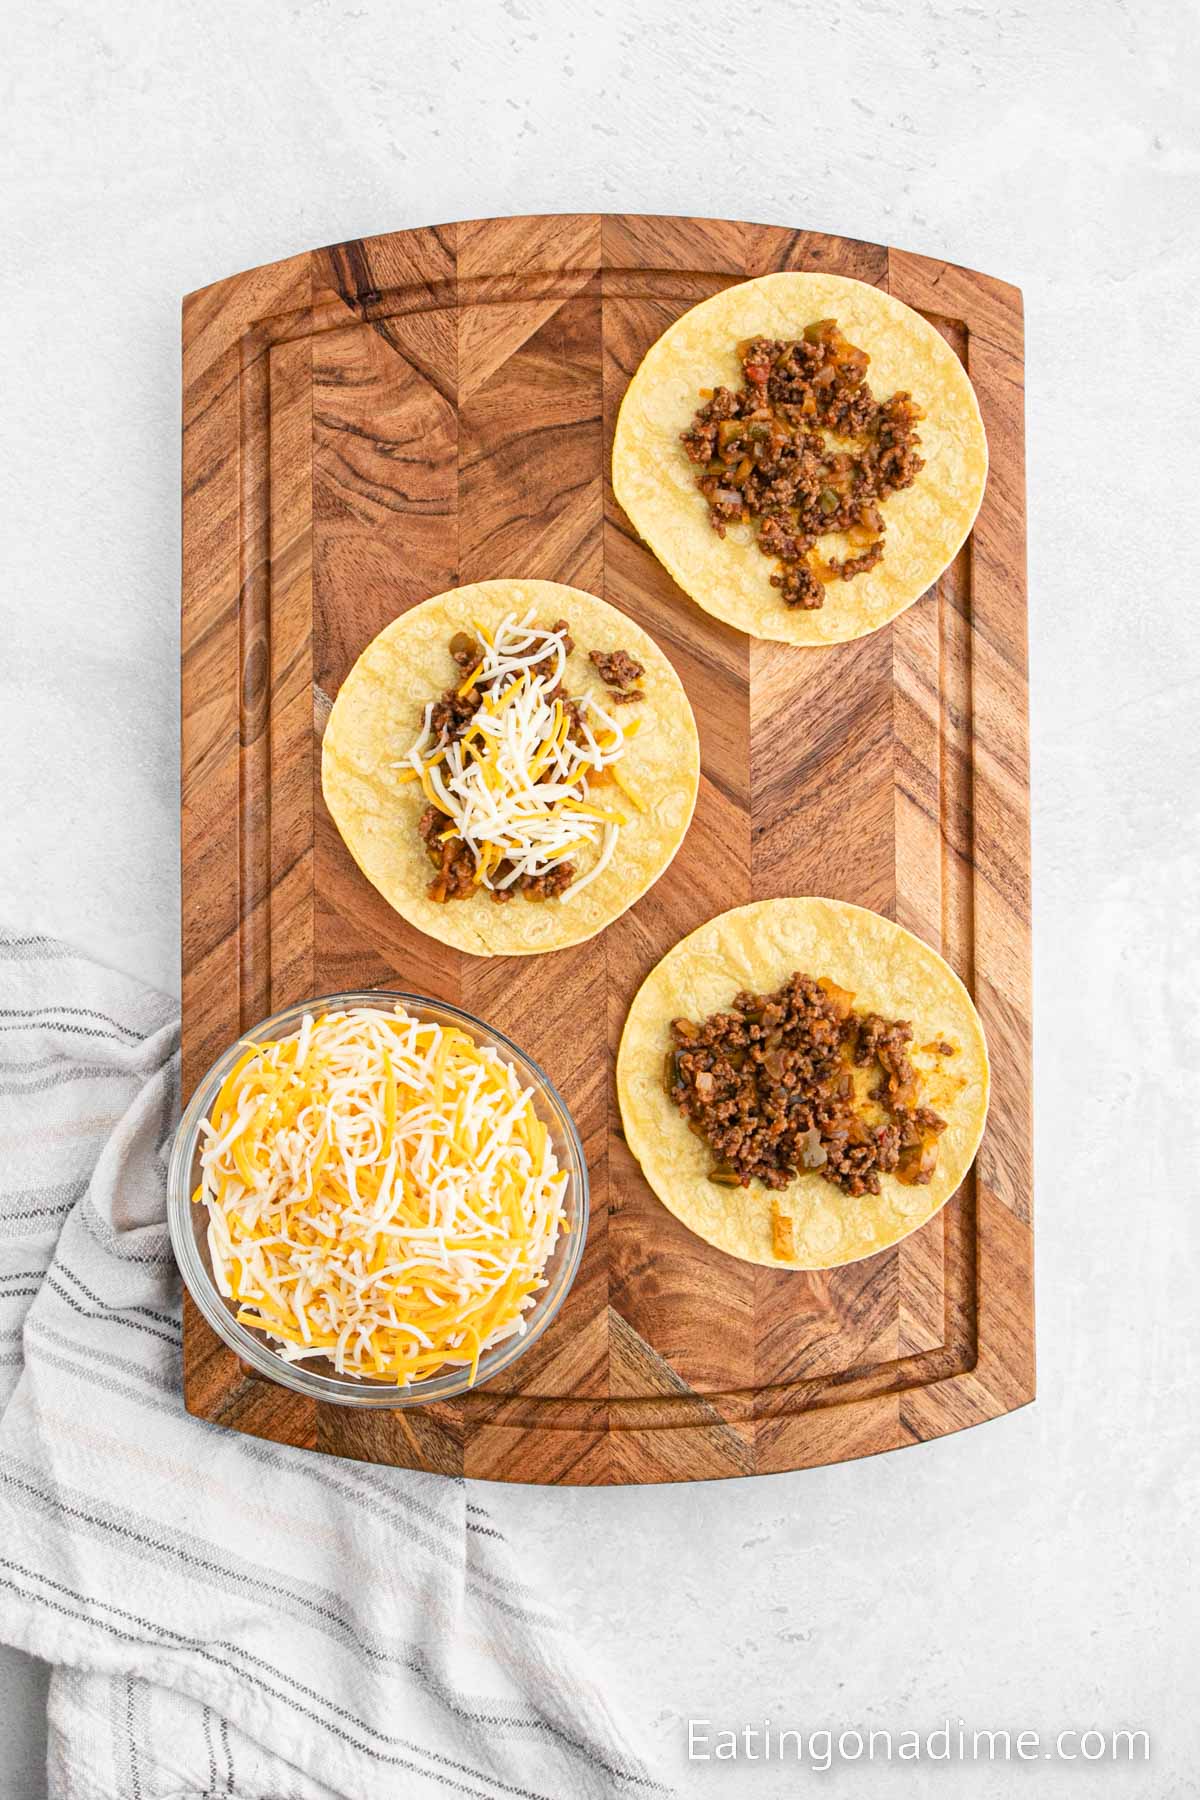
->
[[181, 213, 1033, 1483]]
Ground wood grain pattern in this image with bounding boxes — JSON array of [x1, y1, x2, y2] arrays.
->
[[181, 215, 1034, 1483]]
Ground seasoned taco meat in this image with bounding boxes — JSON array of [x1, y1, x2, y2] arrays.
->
[[590, 647, 644, 690], [418, 804, 477, 903], [428, 683, 483, 746], [418, 804, 577, 905], [680, 321, 924, 610], [664, 971, 947, 1199], [493, 860, 576, 901]]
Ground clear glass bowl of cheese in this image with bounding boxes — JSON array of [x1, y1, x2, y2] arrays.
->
[[167, 992, 589, 1408]]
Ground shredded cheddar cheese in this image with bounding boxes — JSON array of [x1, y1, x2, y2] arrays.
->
[[195, 1006, 569, 1387], [394, 613, 642, 902]]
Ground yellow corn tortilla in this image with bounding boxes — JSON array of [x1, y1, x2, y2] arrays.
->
[[321, 580, 700, 957], [612, 272, 988, 647], [616, 897, 989, 1270]]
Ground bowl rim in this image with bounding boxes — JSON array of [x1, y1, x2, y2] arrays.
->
[[167, 988, 589, 1408]]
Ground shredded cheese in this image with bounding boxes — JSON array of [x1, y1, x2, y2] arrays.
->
[[394, 612, 643, 901], [195, 1007, 570, 1387]]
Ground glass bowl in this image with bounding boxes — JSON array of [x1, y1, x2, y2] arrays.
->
[[167, 990, 588, 1407]]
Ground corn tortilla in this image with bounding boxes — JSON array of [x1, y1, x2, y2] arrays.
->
[[612, 272, 988, 646], [321, 580, 700, 957], [616, 897, 989, 1269]]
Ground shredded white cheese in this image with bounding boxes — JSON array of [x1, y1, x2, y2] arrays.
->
[[395, 612, 644, 901]]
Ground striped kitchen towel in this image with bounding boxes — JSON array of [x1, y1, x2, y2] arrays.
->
[[0, 932, 672, 1800]]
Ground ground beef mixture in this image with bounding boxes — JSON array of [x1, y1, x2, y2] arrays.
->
[[680, 321, 925, 610], [418, 805, 576, 904], [433, 621, 576, 744], [589, 647, 645, 704], [664, 972, 950, 1198], [416, 621, 641, 904]]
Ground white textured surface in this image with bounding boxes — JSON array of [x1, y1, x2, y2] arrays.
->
[[2, 1, 1198, 1795]]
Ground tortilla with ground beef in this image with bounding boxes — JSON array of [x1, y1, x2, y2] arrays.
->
[[616, 897, 989, 1269], [612, 272, 988, 647], [321, 580, 700, 958]]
